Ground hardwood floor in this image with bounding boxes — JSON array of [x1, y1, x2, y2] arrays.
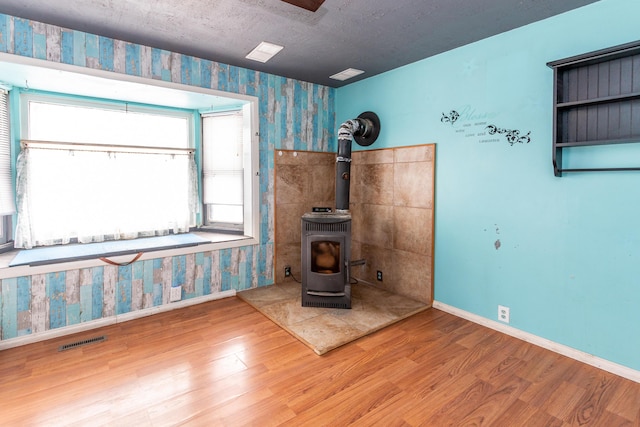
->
[[1, 296, 639, 426]]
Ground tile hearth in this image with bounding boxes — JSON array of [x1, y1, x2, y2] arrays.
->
[[237, 281, 429, 355]]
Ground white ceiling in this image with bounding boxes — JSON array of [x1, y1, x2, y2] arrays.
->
[[0, 0, 600, 88]]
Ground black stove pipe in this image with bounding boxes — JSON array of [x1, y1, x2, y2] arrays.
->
[[335, 112, 380, 212]]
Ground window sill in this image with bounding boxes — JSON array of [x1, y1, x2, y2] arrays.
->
[[0, 232, 257, 279]]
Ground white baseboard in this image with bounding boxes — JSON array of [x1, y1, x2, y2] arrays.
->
[[0, 290, 236, 351], [432, 300, 640, 384]]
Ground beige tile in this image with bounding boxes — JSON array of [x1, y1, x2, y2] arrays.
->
[[359, 203, 394, 248], [355, 148, 392, 165], [275, 149, 310, 165], [394, 144, 435, 163], [356, 243, 394, 290], [349, 203, 363, 244], [353, 284, 428, 317], [308, 162, 336, 205], [275, 203, 306, 245], [351, 151, 363, 164], [360, 163, 394, 206], [276, 242, 302, 282], [350, 266, 366, 281], [287, 314, 365, 354], [350, 240, 362, 261], [237, 283, 429, 355], [392, 250, 432, 304], [274, 146, 435, 317], [350, 163, 362, 204], [307, 151, 335, 166], [394, 161, 433, 208], [335, 301, 398, 332], [276, 164, 310, 204], [275, 281, 303, 297], [393, 207, 433, 256], [237, 283, 295, 306], [260, 296, 326, 326]]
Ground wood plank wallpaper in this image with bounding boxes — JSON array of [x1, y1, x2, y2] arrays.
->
[[0, 13, 335, 342]]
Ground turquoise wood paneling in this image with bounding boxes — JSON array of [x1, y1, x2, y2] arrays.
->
[[219, 248, 232, 292], [0, 16, 8, 53], [0, 11, 335, 342], [336, 0, 640, 371], [172, 255, 186, 288], [91, 267, 104, 320], [99, 36, 114, 72], [16, 276, 29, 312], [67, 303, 80, 326], [116, 265, 132, 315], [13, 18, 32, 57], [47, 272, 66, 329], [73, 30, 87, 67], [1, 278, 17, 338], [33, 36, 46, 60], [85, 34, 99, 61], [80, 283, 93, 322], [60, 29, 74, 64], [124, 42, 141, 76]]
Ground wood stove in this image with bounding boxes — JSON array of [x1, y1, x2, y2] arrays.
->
[[301, 212, 351, 308], [300, 111, 380, 309]]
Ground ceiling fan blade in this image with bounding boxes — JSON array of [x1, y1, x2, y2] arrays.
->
[[281, 0, 326, 12]]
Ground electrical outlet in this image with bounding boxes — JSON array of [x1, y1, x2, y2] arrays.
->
[[498, 305, 510, 323], [170, 285, 182, 302], [376, 270, 383, 281], [284, 266, 291, 277]]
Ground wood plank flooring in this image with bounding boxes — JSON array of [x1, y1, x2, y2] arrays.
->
[[1, 296, 639, 426]]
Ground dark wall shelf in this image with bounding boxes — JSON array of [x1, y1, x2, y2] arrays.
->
[[547, 40, 640, 176]]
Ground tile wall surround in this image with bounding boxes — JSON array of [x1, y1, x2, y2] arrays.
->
[[0, 13, 335, 343], [275, 144, 435, 305], [274, 150, 336, 283]]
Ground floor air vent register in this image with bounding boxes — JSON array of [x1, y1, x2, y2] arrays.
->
[[58, 335, 107, 352]]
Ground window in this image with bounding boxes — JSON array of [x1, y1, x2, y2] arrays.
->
[[202, 107, 252, 233], [0, 88, 14, 250], [15, 93, 197, 249], [0, 54, 260, 255]]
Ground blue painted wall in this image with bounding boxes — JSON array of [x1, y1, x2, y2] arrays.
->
[[0, 13, 335, 341], [337, 0, 640, 371]]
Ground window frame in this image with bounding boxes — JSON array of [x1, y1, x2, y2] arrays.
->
[[20, 91, 195, 148], [0, 52, 260, 269], [17, 91, 198, 247], [0, 215, 11, 249], [200, 107, 253, 234], [197, 103, 259, 239], [0, 87, 13, 252]]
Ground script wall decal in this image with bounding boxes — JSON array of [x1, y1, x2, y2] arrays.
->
[[486, 125, 531, 146], [441, 110, 460, 125], [440, 106, 532, 146]]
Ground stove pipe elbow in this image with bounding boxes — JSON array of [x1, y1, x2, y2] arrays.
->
[[335, 112, 380, 212]]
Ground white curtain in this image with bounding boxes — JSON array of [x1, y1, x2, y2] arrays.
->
[[15, 143, 198, 249]]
